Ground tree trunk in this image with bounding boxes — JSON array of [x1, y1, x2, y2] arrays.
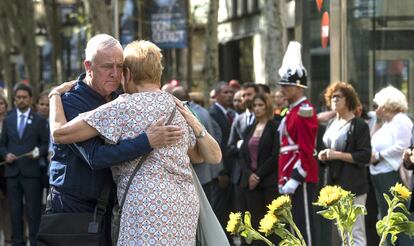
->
[[43, 0, 63, 84], [0, 4, 14, 104], [3, 0, 40, 98], [204, 0, 219, 88], [186, 0, 192, 90], [82, 0, 112, 35], [261, 0, 286, 87]]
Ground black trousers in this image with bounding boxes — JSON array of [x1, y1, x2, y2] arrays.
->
[[245, 185, 279, 246], [291, 182, 316, 246], [7, 175, 41, 246]]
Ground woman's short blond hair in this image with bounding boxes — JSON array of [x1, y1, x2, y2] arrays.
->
[[123, 40, 164, 84], [373, 86, 408, 113]]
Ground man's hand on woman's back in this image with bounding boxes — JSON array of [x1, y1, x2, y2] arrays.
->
[[146, 117, 183, 148]]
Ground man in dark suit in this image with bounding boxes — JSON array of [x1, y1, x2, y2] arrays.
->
[[227, 82, 258, 215], [171, 86, 223, 202], [0, 83, 49, 246], [208, 81, 235, 232]]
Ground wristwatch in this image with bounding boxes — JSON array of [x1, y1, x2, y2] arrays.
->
[[196, 128, 206, 139], [375, 152, 381, 161]]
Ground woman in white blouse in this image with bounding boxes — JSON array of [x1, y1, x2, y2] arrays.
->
[[370, 86, 413, 245]]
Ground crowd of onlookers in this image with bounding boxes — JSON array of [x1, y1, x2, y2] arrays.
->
[[165, 79, 414, 246], [1, 78, 414, 246]]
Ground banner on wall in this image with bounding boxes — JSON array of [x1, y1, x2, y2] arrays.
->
[[149, 0, 187, 49]]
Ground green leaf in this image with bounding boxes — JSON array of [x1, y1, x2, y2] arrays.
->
[[391, 212, 409, 222], [317, 208, 337, 220], [273, 227, 291, 239], [391, 234, 398, 245], [240, 230, 249, 238], [376, 219, 386, 235], [393, 221, 414, 235], [244, 212, 252, 227], [353, 205, 367, 216], [394, 202, 411, 214], [241, 229, 255, 244], [384, 193, 392, 207]]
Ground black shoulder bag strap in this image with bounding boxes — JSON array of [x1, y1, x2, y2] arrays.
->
[[89, 183, 112, 233], [118, 106, 177, 211]]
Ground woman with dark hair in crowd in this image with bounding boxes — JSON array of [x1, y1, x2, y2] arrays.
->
[[318, 81, 371, 245], [239, 93, 279, 245]]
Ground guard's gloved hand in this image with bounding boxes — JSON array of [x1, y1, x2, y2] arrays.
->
[[281, 179, 300, 194]]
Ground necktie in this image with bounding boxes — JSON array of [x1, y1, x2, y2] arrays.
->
[[18, 114, 26, 138], [226, 111, 234, 125], [248, 114, 254, 126]]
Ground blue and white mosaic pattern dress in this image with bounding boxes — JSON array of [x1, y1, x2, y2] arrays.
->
[[80, 91, 199, 245]]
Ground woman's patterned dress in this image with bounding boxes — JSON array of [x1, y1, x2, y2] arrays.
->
[[80, 91, 199, 245]]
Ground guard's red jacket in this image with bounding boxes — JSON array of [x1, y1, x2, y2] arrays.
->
[[278, 98, 319, 186]]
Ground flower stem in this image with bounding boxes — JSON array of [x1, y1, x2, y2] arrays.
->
[[340, 228, 348, 246], [348, 231, 355, 246], [379, 199, 397, 246], [286, 211, 307, 246], [253, 231, 275, 246]]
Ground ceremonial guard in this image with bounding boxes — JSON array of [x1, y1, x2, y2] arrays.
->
[[277, 41, 319, 246]]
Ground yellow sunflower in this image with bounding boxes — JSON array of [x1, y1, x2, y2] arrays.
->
[[258, 212, 278, 234], [391, 182, 412, 201], [226, 212, 242, 234], [267, 195, 291, 214], [316, 185, 349, 207]]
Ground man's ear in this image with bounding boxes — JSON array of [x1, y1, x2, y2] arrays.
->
[[84, 60, 92, 76]]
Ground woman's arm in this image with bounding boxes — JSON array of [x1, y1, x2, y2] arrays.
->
[[375, 117, 412, 169], [325, 118, 372, 165], [49, 83, 99, 144], [175, 98, 221, 164], [326, 150, 355, 163]]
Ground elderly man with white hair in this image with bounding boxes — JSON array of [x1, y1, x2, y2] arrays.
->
[[370, 85, 414, 246]]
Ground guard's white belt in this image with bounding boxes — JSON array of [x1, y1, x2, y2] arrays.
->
[[280, 144, 299, 153]]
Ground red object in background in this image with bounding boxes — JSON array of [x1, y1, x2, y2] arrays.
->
[[21, 79, 29, 85], [321, 12, 330, 48], [389, 60, 405, 75], [170, 79, 179, 86], [229, 79, 240, 90], [316, 0, 323, 12]]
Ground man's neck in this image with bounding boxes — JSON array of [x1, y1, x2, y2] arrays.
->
[[17, 108, 30, 114], [215, 101, 228, 110], [136, 82, 161, 93], [289, 96, 306, 108], [84, 76, 112, 102]]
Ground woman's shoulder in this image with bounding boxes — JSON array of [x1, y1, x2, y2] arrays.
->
[[394, 112, 413, 123], [388, 113, 412, 128], [353, 117, 368, 125], [351, 117, 370, 131]]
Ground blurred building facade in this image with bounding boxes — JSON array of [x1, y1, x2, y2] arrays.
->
[[307, 0, 414, 113]]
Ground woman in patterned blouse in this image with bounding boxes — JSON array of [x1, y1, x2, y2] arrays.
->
[[48, 40, 222, 245]]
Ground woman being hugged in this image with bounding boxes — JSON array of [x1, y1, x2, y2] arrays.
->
[[239, 93, 279, 242], [318, 81, 371, 246]]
